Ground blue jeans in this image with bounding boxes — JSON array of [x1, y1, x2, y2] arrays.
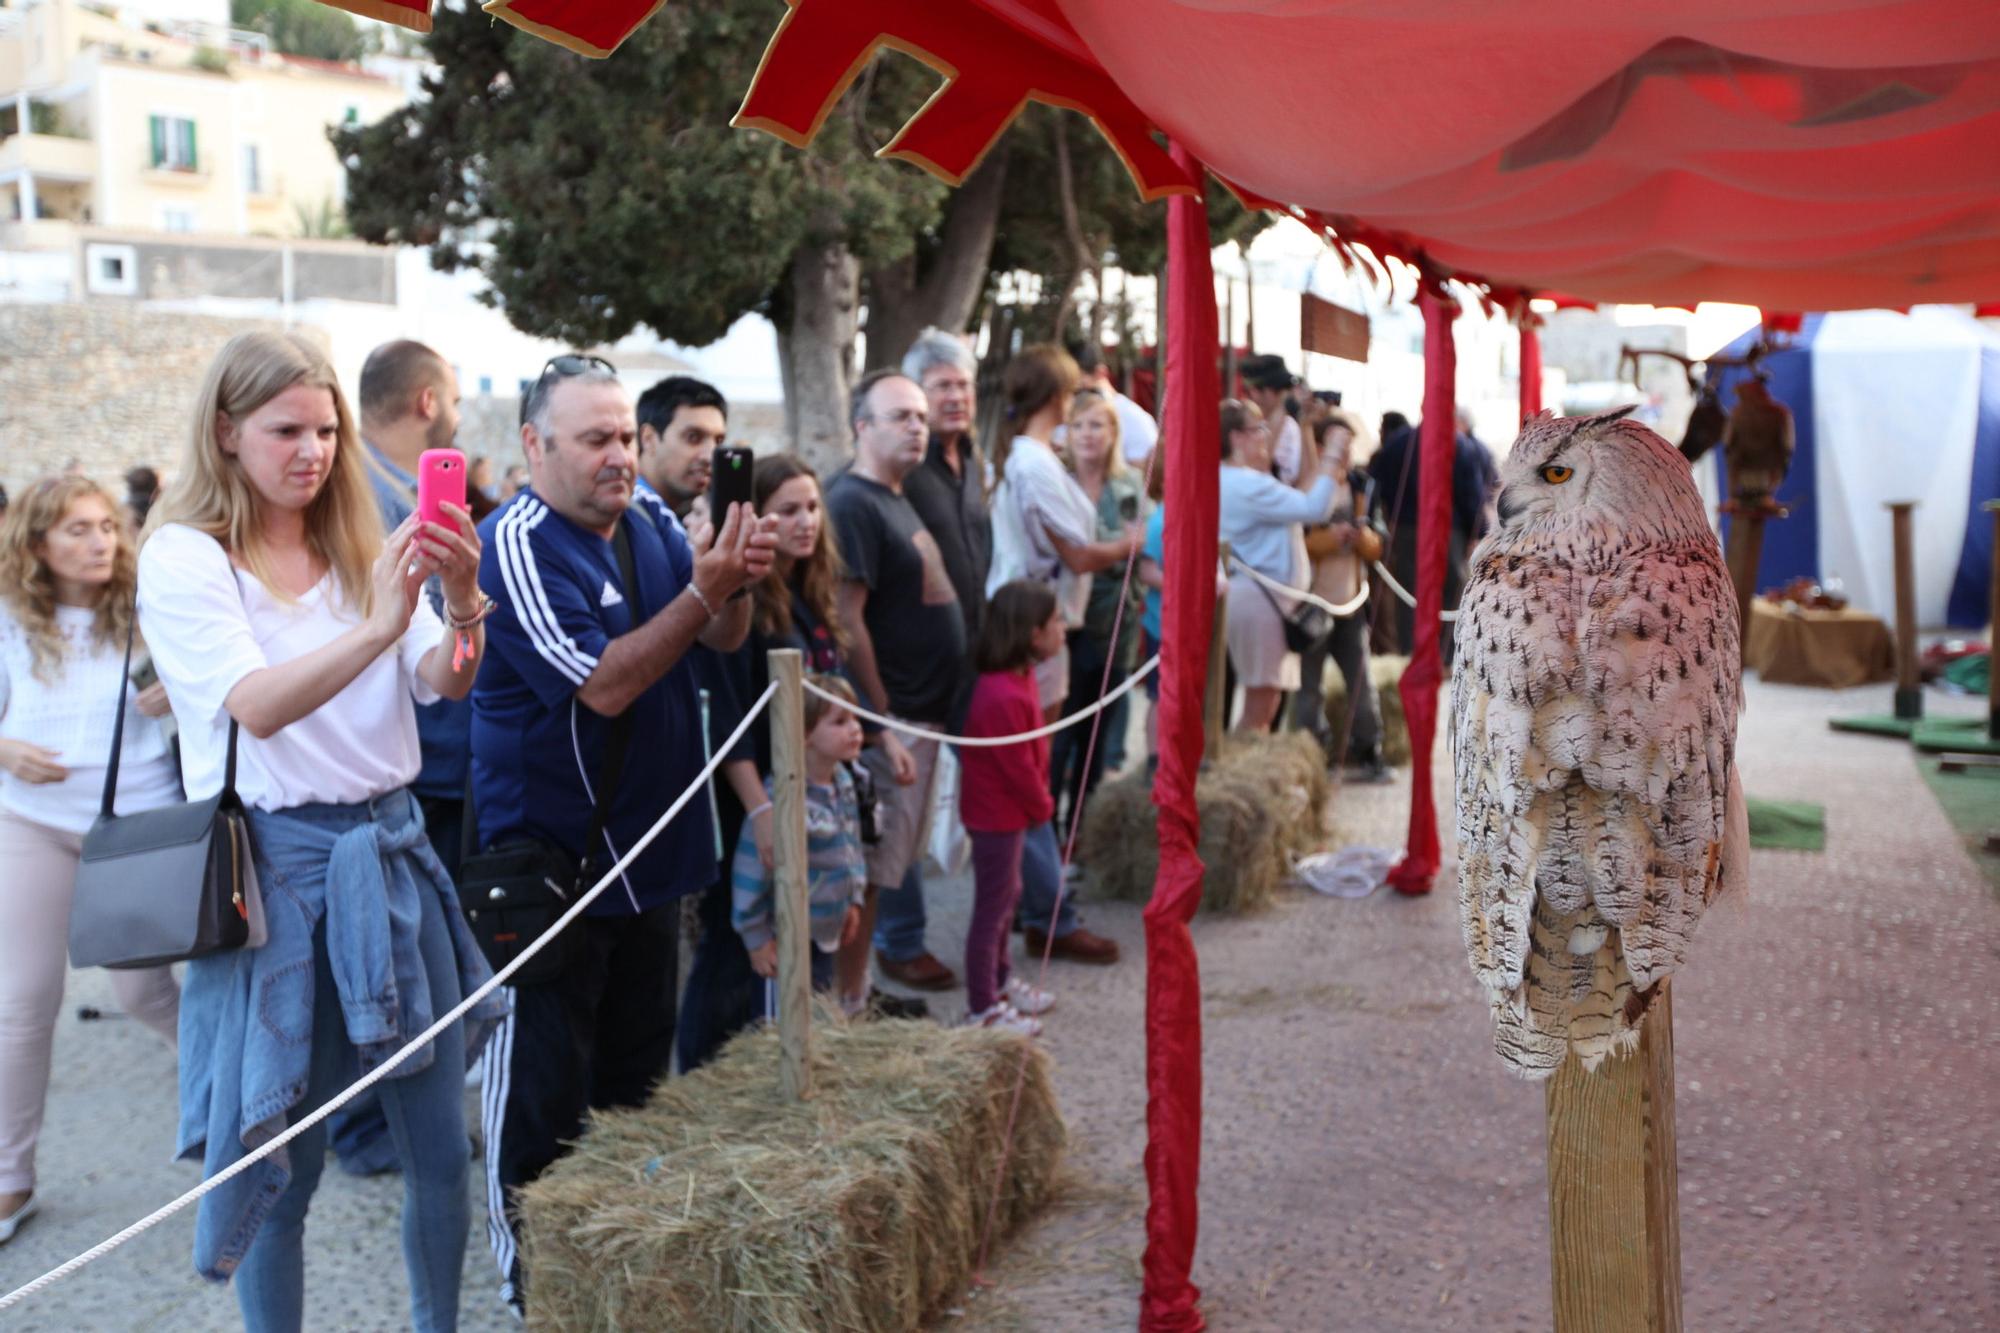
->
[[1016, 820, 1082, 939], [234, 874, 470, 1331], [872, 861, 930, 963]]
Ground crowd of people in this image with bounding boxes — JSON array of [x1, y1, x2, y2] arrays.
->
[[0, 325, 1476, 1328]]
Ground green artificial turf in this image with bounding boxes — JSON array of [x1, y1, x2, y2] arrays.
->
[[1918, 757, 2000, 896], [1829, 714, 1919, 738], [1746, 797, 1826, 852]]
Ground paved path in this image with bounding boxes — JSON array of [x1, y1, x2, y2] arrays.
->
[[3, 679, 1994, 1331]]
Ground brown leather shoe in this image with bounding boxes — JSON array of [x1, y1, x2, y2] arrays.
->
[[1023, 927, 1121, 965], [877, 950, 957, 991]]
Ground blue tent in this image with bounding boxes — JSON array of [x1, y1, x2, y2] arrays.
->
[[1705, 308, 2000, 629]]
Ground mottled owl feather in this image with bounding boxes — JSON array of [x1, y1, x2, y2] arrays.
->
[[1454, 409, 1746, 1077]]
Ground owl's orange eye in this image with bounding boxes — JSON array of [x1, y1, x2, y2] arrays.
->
[[1539, 464, 1574, 484]]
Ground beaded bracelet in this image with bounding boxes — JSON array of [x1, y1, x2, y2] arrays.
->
[[445, 593, 496, 672]]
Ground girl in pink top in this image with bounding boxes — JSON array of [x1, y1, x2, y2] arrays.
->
[[957, 581, 1064, 1034]]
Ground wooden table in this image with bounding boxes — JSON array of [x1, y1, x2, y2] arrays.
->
[[1745, 600, 1897, 688]]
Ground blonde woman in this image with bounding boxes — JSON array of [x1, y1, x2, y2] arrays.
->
[[138, 331, 503, 1330], [1049, 389, 1146, 827], [0, 475, 183, 1247]]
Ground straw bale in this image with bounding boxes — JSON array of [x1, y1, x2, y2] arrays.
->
[[1079, 730, 1328, 914], [516, 1013, 1065, 1332], [1320, 653, 1412, 766]]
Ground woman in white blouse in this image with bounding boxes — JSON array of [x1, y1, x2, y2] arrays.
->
[[988, 344, 1140, 722], [0, 475, 183, 1247], [139, 331, 500, 1330]]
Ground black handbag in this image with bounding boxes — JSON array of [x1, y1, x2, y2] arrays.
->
[[1255, 578, 1335, 653], [459, 518, 640, 986], [68, 622, 252, 971]]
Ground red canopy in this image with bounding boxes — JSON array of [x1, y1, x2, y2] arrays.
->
[[324, 0, 2000, 307]]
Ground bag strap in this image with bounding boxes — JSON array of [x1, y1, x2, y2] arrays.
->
[[575, 516, 641, 886], [98, 617, 137, 819], [98, 613, 238, 820]]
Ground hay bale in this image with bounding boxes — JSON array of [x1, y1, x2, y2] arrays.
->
[[517, 1014, 1064, 1332], [1320, 653, 1411, 767], [1080, 731, 1328, 914]]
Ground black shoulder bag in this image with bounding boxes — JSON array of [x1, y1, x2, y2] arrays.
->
[[460, 517, 640, 986], [69, 621, 251, 970]]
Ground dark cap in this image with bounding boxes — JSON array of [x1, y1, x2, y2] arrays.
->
[[1240, 354, 1299, 391]]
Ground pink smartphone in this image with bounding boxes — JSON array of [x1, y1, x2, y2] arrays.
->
[[417, 448, 466, 529]]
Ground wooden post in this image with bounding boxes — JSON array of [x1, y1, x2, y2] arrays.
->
[[1887, 501, 1922, 721], [1547, 984, 1683, 1333], [767, 648, 813, 1102], [1986, 501, 2000, 740], [1722, 509, 1767, 668], [1205, 541, 1232, 752]]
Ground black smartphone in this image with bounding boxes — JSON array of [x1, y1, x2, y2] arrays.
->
[[711, 445, 754, 521]]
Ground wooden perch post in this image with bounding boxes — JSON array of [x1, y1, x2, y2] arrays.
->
[[1887, 502, 1922, 721], [1546, 984, 1683, 1333], [768, 648, 813, 1101], [1723, 509, 1770, 666]]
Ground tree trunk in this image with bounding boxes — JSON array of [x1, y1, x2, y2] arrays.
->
[[862, 148, 1010, 371], [783, 234, 861, 476]]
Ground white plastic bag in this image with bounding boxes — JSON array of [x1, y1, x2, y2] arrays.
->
[[925, 745, 972, 878], [1292, 845, 1394, 899]]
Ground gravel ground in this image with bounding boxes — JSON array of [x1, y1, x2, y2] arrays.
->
[[2, 678, 1994, 1332]]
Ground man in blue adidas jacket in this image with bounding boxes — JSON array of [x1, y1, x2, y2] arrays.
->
[[470, 356, 776, 1311]]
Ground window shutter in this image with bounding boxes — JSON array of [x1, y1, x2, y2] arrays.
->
[[149, 114, 164, 167], [186, 120, 197, 171]]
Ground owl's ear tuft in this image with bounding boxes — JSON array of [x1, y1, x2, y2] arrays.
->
[[1582, 404, 1640, 428]]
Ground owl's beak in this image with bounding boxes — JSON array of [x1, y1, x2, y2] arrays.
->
[[1496, 486, 1527, 525]]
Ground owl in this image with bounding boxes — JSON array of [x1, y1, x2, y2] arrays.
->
[[1452, 409, 1748, 1077], [1722, 375, 1795, 506]]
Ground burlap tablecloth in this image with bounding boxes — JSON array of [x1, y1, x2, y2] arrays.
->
[[1745, 600, 1897, 688]]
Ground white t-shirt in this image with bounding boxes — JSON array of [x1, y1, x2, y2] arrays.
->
[[137, 523, 443, 811], [1112, 389, 1160, 466], [1271, 414, 1305, 486], [988, 435, 1095, 627], [0, 604, 183, 833]]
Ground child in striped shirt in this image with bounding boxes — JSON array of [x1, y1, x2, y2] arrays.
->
[[733, 674, 867, 1005]]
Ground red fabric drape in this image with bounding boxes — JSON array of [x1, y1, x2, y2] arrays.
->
[[1140, 139, 1219, 1333], [1519, 317, 1543, 424], [1387, 283, 1458, 896]]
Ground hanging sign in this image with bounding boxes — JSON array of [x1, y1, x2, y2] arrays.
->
[[1301, 293, 1369, 362]]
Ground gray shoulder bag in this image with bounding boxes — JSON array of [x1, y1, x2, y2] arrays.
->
[[68, 618, 253, 970]]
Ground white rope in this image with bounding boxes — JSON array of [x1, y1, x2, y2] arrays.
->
[[1225, 554, 1370, 619], [1369, 559, 1461, 623], [809, 655, 1159, 746], [0, 681, 781, 1316]]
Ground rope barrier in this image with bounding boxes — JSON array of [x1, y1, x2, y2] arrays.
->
[[803, 656, 1159, 747], [1369, 559, 1460, 623], [0, 681, 781, 1317], [1225, 553, 1371, 619]]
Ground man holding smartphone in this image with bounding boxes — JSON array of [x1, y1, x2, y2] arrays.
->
[[473, 359, 777, 1312]]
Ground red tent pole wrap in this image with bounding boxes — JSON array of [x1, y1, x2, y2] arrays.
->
[[1518, 313, 1543, 424], [1387, 281, 1459, 896], [1140, 139, 1220, 1333]]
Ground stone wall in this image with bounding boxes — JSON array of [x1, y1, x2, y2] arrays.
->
[[0, 303, 800, 504], [0, 302, 289, 495]]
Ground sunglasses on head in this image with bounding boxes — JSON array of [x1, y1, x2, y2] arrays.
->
[[537, 353, 616, 383]]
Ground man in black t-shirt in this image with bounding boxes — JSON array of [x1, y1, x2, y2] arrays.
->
[[827, 370, 968, 999]]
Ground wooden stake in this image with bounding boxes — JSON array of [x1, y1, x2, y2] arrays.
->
[[1985, 501, 1999, 741], [768, 648, 813, 1102], [1206, 541, 1232, 753], [1722, 509, 1767, 668], [1547, 985, 1683, 1333], [1887, 501, 1922, 721]]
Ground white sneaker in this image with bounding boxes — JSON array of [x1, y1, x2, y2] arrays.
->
[[0, 1192, 39, 1246], [1004, 977, 1056, 1016], [963, 1002, 1042, 1038]]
